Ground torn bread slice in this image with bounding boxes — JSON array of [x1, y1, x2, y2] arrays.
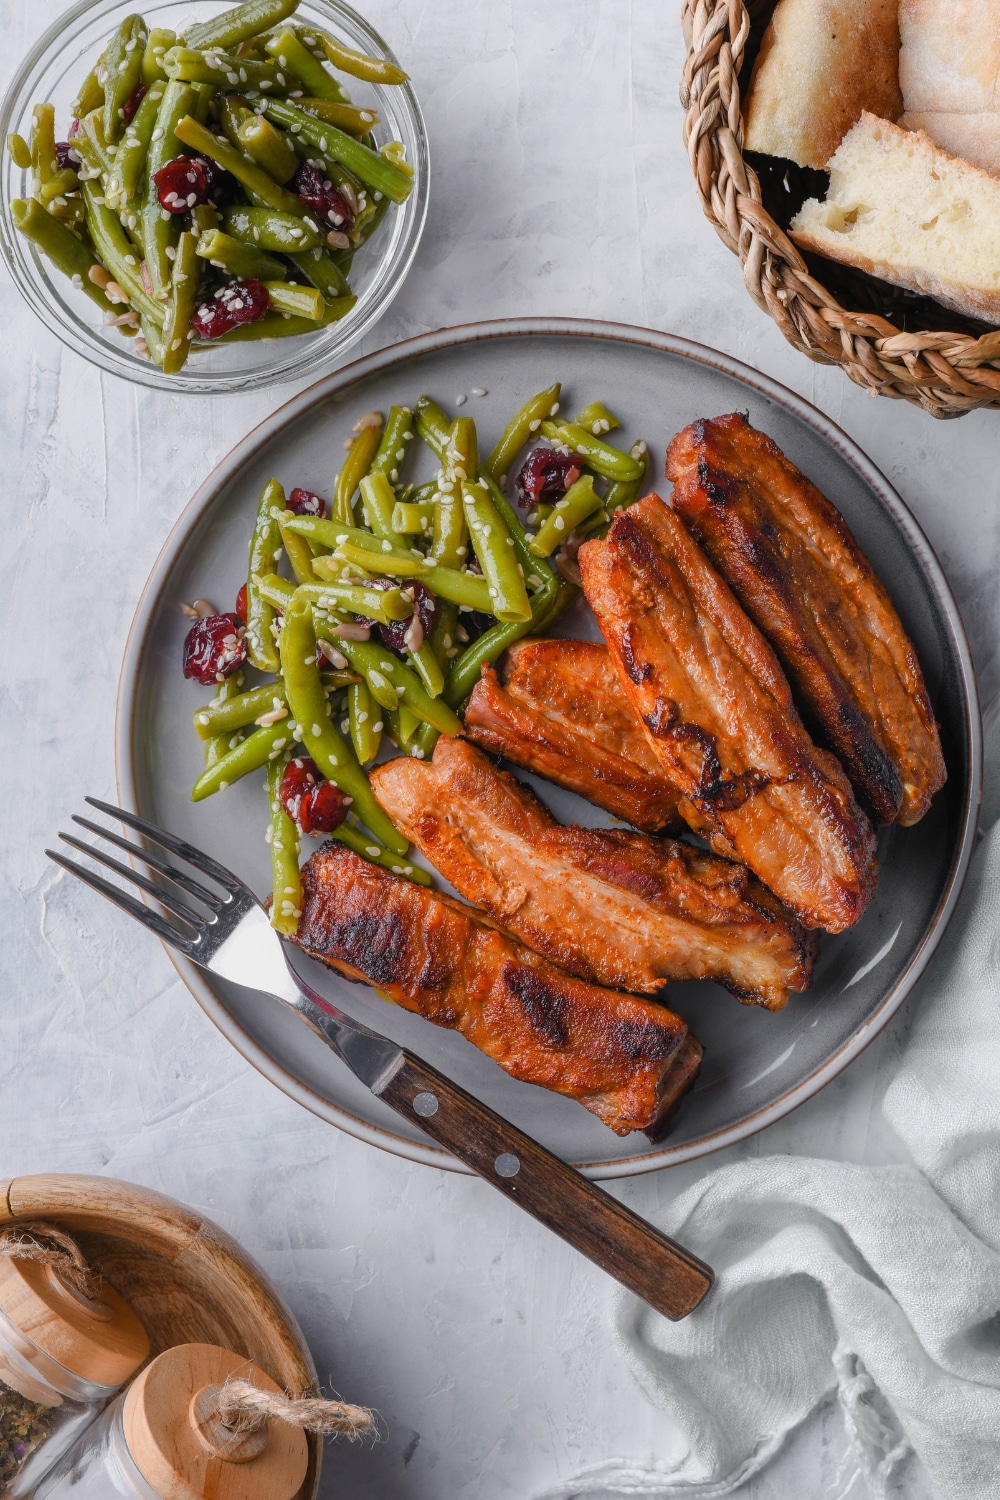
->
[[790, 112, 1000, 324], [744, 0, 902, 170]]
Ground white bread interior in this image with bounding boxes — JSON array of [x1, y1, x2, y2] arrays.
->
[[899, 0, 1000, 113], [901, 110, 1000, 177], [790, 113, 1000, 325], [744, 0, 902, 170]]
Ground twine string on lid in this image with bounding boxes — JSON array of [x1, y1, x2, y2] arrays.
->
[[201, 1376, 377, 1453], [0, 1221, 102, 1303]]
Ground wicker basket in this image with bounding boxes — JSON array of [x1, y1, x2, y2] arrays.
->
[[680, 0, 1000, 416]]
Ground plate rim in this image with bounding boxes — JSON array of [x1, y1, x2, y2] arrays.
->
[[116, 315, 983, 1180]]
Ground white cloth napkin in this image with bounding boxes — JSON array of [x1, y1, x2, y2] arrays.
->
[[540, 698, 1000, 1500]]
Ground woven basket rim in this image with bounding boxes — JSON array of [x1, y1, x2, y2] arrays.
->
[[680, 0, 1000, 415]]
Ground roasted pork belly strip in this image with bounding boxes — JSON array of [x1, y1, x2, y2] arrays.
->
[[371, 736, 816, 1010], [667, 412, 945, 826], [463, 637, 684, 834], [292, 845, 702, 1138], [579, 494, 878, 934]]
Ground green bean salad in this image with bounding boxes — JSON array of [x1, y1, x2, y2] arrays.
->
[[181, 384, 649, 933], [6, 0, 414, 373]]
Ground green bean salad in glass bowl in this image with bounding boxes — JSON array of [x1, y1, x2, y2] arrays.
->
[[178, 383, 649, 931], [0, 0, 428, 391]]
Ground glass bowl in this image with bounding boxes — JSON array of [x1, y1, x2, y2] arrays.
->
[[0, 0, 429, 392]]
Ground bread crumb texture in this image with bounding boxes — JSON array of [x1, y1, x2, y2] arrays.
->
[[744, 0, 902, 170], [791, 113, 1000, 324]]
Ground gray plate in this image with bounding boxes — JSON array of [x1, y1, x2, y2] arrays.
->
[[116, 319, 982, 1179]]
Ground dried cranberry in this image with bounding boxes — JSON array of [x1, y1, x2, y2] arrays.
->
[[278, 757, 349, 836], [153, 154, 228, 213], [379, 579, 436, 652], [182, 612, 246, 684], [54, 140, 81, 170], [234, 583, 248, 623], [291, 159, 354, 233], [514, 447, 584, 509], [190, 278, 270, 341], [121, 82, 147, 125], [287, 488, 327, 518]]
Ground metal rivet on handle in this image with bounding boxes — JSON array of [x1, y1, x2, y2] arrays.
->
[[495, 1153, 520, 1178], [412, 1091, 439, 1118]]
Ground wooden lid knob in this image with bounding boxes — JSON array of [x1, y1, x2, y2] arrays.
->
[[123, 1344, 309, 1500], [0, 1256, 149, 1388]]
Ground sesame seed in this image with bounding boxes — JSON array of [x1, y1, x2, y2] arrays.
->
[[366, 845, 380, 857], [455, 393, 467, 406]]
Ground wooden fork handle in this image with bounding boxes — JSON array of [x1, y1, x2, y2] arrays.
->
[[374, 1049, 713, 1321]]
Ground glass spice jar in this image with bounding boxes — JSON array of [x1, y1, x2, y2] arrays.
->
[[0, 1249, 149, 1497], [35, 1344, 310, 1500]]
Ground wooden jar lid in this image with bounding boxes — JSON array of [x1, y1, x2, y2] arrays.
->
[[123, 1344, 309, 1500], [0, 1256, 149, 1388]]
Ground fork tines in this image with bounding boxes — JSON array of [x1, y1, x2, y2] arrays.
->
[[46, 799, 251, 955]]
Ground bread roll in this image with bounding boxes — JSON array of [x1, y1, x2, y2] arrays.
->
[[790, 113, 1000, 325], [899, 0, 1000, 113], [744, 0, 902, 170], [901, 110, 1000, 176]]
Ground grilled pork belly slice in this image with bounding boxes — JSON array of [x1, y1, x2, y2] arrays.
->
[[463, 637, 684, 834], [667, 412, 945, 826], [292, 845, 702, 1138], [579, 495, 878, 933], [371, 736, 816, 1010]]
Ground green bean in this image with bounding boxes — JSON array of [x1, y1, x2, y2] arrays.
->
[[174, 114, 303, 214], [476, 469, 557, 593], [11, 199, 117, 313], [80, 181, 165, 324], [247, 478, 285, 672], [142, 28, 176, 85], [184, 0, 298, 51], [485, 382, 561, 482], [329, 819, 432, 884], [217, 91, 252, 149], [575, 400, 619, 434], [192, 716, 297, 800], [334, 421, 382, 523], [461, 482, 531, 622], [279, 519, 316, 584], [191, 81, 216, 126], [342, 650, 397, 711], [293, 517, 492, 606], [413, 394, 449, 458], [257, 97, 414, 202], [164, 48, 293, 94], [139, 313, 166, 363], [256, 573, 295, 610], [6, 133, 31, 169], [359, 471, 398, 541], [445, 415, 478, 481], [287, 247, 351, 301], [238, 114, 298, 183], [539, 421, 643, 482], [195, 680, 287, 739], [280, 603, 406, 851], [162, 229, 200, 374], [202, 673, 246, 765], [264, 281, 325, 320], [266, 756, 302, 935], [430, 489, 467, 570], [290, 578, 411, 622], [331, 539, 414, 577], [369, 405, 414, 486], [348, 679, 380, 764], [103, 16, 148, 145], [30, 104, 56, 189], [212, 296, 356, 340], [115, 83, 165, 202], [142, 83, 198, 300], [307, 26, 409, 85], [602, 444, 649, 515], [427, 597, 459, 670], [194, 227, 286, 281], [392, 500, 435, 536], [410, 719, 440, 761], [397, 705, 421, 747], [408, 642, 444, 698], [334, 640, 461, 735], [294, 98, 380, 136], [222, 205, 319, 252], [529, 473, 604, 556], [72, 69, 104, 120], [265, 30, 348, 102], [37, 169, 78, 205]]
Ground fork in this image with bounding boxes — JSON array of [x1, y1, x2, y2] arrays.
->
[[47, 798, 713, 1321]]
